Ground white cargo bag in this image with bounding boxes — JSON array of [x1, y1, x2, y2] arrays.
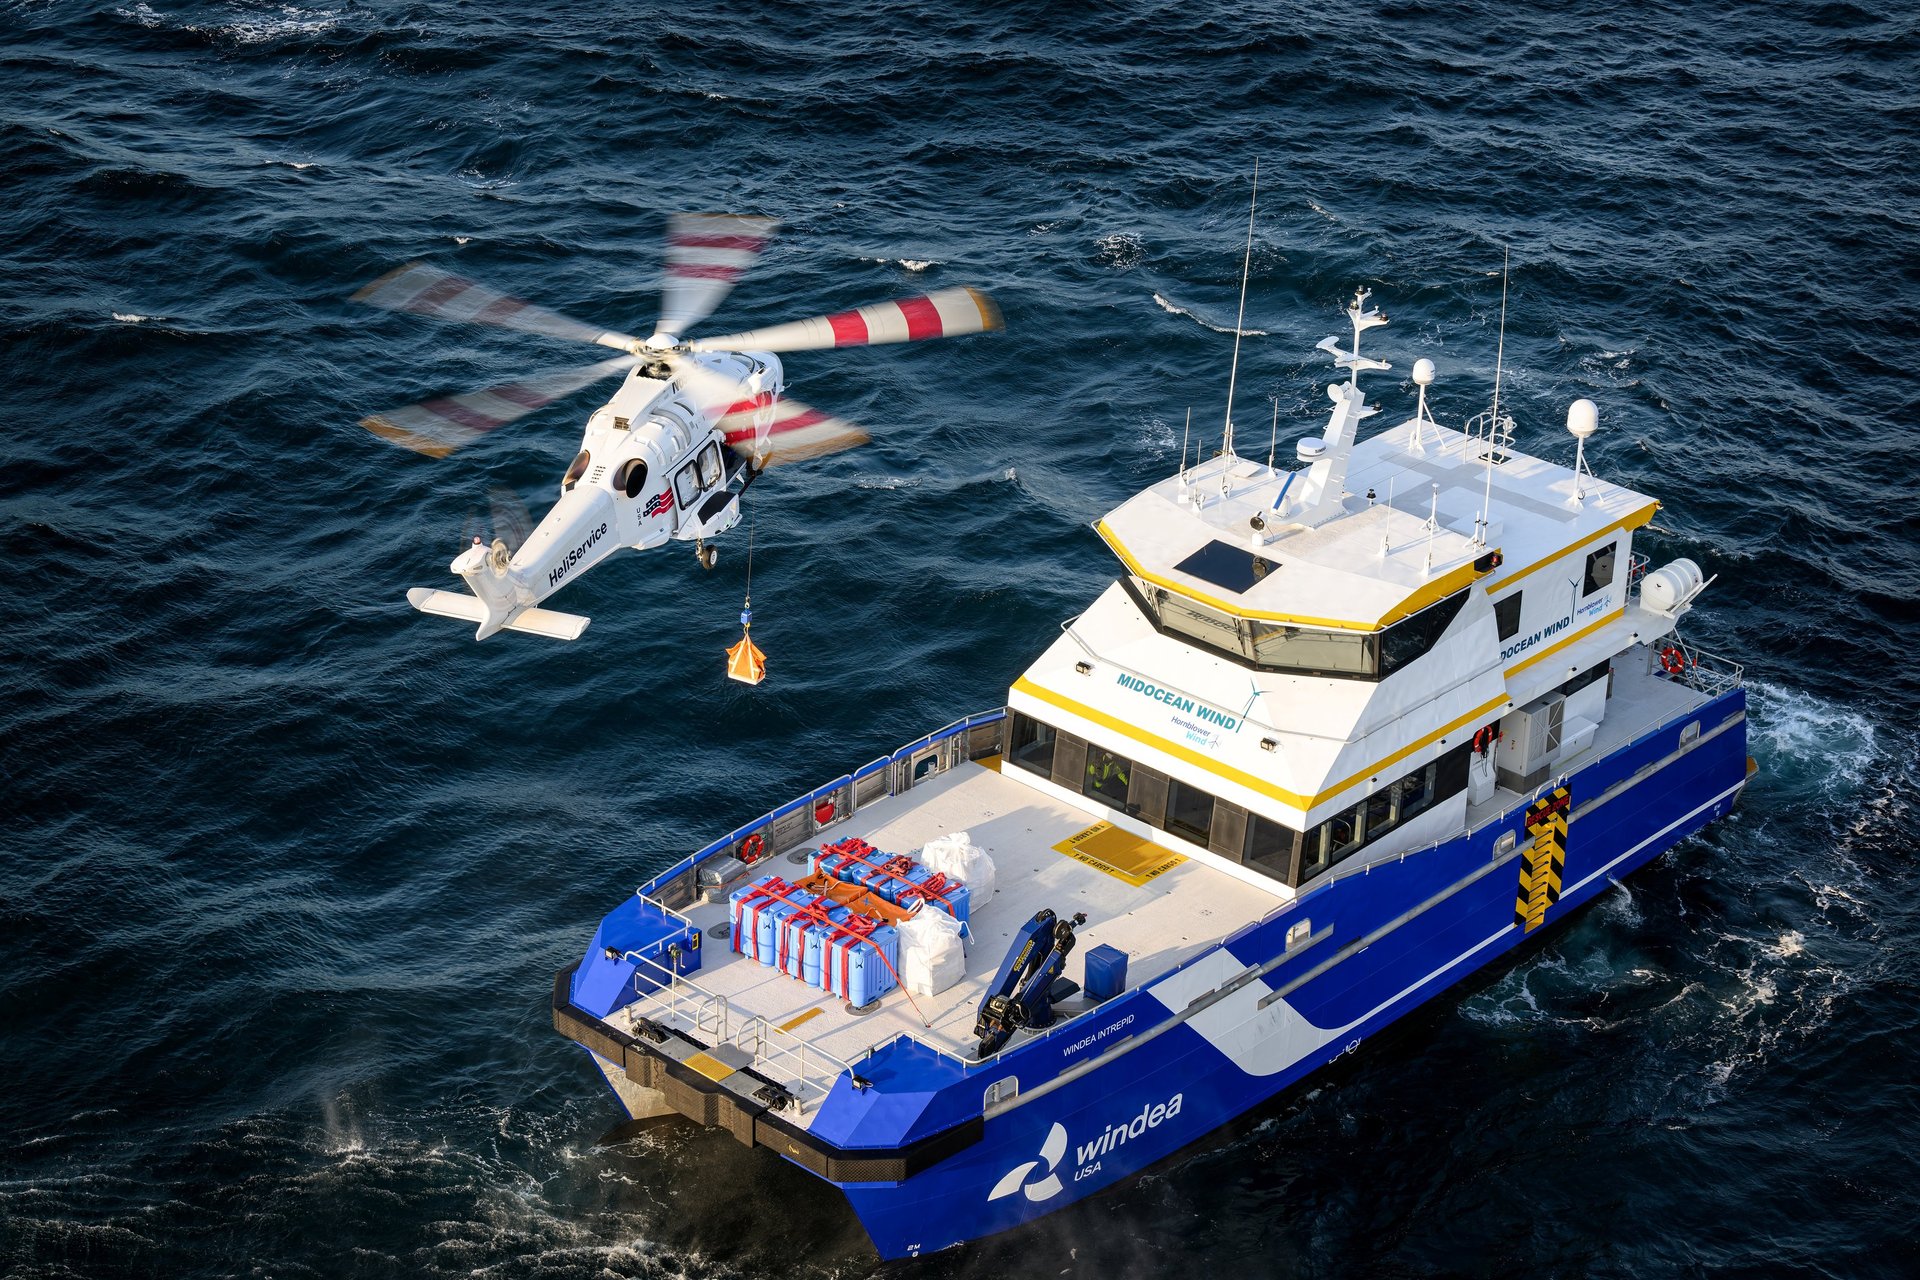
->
[[897, 901, 966, 997], [919, 830, 996, 910]]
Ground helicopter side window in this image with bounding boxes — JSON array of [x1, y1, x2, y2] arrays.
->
[[616, 459, 649, 499], [673, 460, 702, 509], [563, 450, 591, 491], [697, 442, 724, 487]]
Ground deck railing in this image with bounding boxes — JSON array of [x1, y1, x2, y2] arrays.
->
[[635, 708, 1008, 908], [1666, 639, 1744, 696], [619, 952, 855, 1113]]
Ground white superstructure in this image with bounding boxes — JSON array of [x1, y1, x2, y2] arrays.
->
[[1006, 291, 1704, 898]]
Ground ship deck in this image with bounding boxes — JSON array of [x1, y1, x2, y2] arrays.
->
[[613, 758, 1284, 1124]]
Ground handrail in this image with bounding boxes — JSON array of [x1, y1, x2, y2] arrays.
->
[[737, 1015, 856, 1113], [618, 953, 855, 1112], [637, 708, 1006, 898]]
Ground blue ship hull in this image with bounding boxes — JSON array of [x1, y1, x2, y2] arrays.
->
[[560, 687, 1748, 1261]]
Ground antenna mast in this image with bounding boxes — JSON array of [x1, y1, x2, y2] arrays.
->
[[1490, 246, 1510, 436], [1475, 247, 1511, 547], [1220, 162, 1258, 461]]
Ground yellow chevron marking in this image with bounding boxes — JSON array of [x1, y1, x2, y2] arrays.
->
[[1516, 790, 1571, 932]]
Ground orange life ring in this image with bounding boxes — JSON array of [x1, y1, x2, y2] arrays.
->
[[815, 800, 836, 825], [739, 832, 765, 863], [1473, 725, 1499, 755], [1660, 646, 1687, 677]]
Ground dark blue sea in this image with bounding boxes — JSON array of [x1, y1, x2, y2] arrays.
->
[[4, 1, 1918, 1275]]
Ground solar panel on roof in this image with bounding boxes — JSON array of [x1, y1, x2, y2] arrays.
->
[[1174, 540, 1281, 594]]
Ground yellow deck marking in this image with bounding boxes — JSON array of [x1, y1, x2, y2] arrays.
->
[[778, 1006, 825, 1033], [682, 1051, 736, 1083], [974, 754, 1003, 773], [1053, 822, 1186, 886]]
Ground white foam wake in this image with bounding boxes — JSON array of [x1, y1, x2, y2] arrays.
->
[[1152, 293, 1265, 337]]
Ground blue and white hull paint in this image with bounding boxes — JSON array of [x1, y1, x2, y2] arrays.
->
[[833, 690, 1748, 1257], [551, 289, 1755, 1260]]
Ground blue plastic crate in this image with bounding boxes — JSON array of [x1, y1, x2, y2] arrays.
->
[[1084, 943, 1128, 1001], [823, 922, 900, 1007], [729, 876, 812, 964]]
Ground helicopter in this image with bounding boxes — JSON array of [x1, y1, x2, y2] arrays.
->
[[354, 214, 1002, 641]]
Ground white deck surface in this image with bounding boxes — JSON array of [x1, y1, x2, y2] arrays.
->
[[615, 759, 1283, 1114]]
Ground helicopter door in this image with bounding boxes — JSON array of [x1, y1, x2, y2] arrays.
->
[[673, 442, 726, 509]]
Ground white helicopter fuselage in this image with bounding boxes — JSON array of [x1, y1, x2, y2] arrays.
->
[[416, 351, 782, 640]]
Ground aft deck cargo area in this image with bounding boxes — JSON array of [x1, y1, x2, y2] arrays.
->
[[612, 759, 1283, 1125]]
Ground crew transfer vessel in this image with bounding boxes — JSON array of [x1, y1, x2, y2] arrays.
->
[[552, 290, 1751, 1259]]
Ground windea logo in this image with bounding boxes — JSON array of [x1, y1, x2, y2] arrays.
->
[[988, 1123, 1067, 1203], [986, 1092, 1185, 1204]]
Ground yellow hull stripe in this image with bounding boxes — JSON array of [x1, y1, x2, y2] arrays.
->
[[1095, 520, 1483, 633], [1505, 607, 1624, 678], [1483, 503, 1659, 595], [1011, 676, 1510, 813]]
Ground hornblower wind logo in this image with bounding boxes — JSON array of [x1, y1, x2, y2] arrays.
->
[[987, 1093, 1185, 1204]]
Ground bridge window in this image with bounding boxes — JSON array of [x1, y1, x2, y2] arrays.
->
[[1125, 579, 1467, 681], [1165, 777, 1214, 846], [1583, 544, 1617, 596], [1243, 812, 1295, 882], [1378, 591, 1469, 677], [1007, 712, 1057, 777], [1495, 591, 1523, 641], [1083, 747, 1133, 808], [1295, 742, 1472, 887]]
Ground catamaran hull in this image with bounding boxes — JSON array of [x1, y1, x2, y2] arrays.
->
[[586, 688, 1746, 1260]]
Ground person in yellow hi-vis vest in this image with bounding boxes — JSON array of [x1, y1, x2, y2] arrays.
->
[[1087, 750, 1130, 799]]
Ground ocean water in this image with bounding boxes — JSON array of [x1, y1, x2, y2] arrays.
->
[[3, 1, 1917, 1276]]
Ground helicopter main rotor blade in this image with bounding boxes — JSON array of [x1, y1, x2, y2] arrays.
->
[[653, 213, 778, 343], [686, 286, 1002, 354], [360, 355, 638, 457], [488, 486, 535, 554], [353, 262, 641, 352], [667, 355, 870, 467]]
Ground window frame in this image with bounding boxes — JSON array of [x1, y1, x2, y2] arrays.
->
[[673, 459, 704, 509], [1006, 711, 1057, 778], [1494, 591, 1523, 641], [1121, 577, 1467, 682], [1583, 542, 1618, 597]]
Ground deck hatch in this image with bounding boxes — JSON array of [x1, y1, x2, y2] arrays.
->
[[1173, 540, 1281, 594]]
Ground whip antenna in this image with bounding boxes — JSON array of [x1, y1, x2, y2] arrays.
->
[[1490, 246, 1510, 435], [1220, 162, 1258, 461]]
